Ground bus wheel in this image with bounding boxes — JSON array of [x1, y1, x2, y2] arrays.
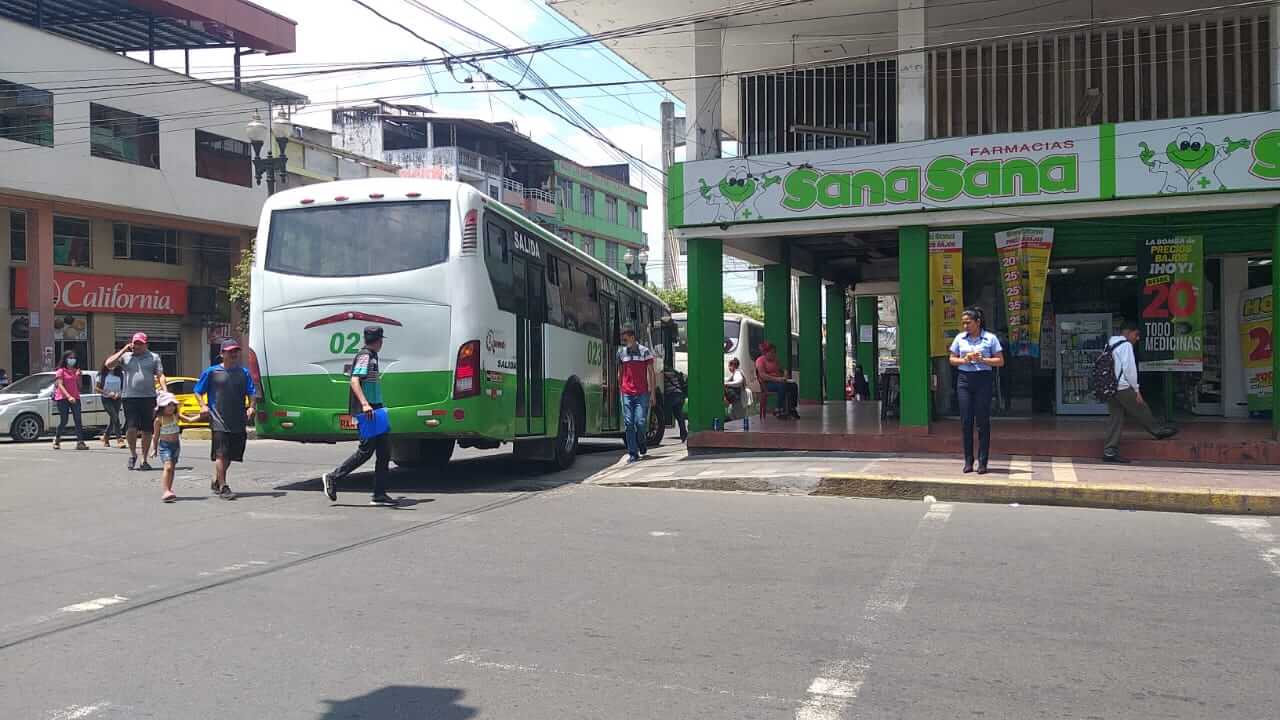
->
[[392, 439, 454, 469], [645, 400, 666, 448], [551, 394, 580, 471]]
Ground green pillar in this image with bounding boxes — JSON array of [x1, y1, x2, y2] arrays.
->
[[762, 255, 792, 371], [687, 237, 724, 433], [898, 225, 931, 428], [798, 276, 823, 401], [1272, 207, 1280, 439], [855, 295, 879, 399], [825, 284, 848, 402]]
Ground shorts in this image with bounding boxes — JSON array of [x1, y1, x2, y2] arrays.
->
[[123, 397, 154, 431], [157, 439, 181, 465], [211, 431, 247, 463]]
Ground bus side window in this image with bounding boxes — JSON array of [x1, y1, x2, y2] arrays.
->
[[485, 220, 517, 312], [748, 323, 765, 360]]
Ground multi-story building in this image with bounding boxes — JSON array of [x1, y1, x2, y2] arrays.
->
[[331, 102, 648, 276], [559, 0, 1280, 463], [0, 1, 298, 379]]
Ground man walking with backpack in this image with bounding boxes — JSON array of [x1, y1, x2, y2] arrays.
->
[[1099, 321, 1178, 463]]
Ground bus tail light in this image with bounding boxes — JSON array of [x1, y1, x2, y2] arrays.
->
[[453, 340, 480, 399], [461, 209, 478, 256]]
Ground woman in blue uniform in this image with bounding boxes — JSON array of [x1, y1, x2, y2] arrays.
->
[[948, 307, 1005, 474]]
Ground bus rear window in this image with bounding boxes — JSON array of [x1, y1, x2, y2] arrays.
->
[[265, 200, 449, 277]]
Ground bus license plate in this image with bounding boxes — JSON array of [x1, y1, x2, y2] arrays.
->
[[338, 414, 357, 430]]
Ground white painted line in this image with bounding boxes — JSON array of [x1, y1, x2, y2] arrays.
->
[[1208, 517, 1280, 576], [1050, 457, 1078, 483], [48, 703, 110, 720], [1008, 455, 1033, 481], [794, 503, 954, 720], [647, 469, 675, 478], [649, 531, 679, 537], [695, 469, 723, 477], [805, 467, 834, 473], [59, 595, 127, 613], [610, 468, 639, 480]]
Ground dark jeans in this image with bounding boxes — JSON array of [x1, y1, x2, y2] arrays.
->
[[764, 380, 798, 414], [55, 399, 83, 443], [957, 370, 994, 466], [667, 391, 688, 440], [331, 429, 390, 497], [102, 397, 123, 440]]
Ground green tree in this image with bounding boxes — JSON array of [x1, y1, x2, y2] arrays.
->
[[227, 238, 254, 335], [649, 285, 762, 322]]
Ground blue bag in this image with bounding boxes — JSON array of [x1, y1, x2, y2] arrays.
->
[[356, 407, 390, 441]]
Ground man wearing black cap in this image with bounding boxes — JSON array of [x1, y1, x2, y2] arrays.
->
[[195, 338, 256, 499], [323, 326, 397, 506]]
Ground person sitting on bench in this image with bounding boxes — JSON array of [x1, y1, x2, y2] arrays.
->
[[755, 342, 799, 419]]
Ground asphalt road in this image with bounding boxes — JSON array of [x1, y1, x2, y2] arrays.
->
[[0, 437, 1277, 719]]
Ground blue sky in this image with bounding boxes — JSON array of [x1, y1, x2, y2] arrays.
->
[[149, 0, 757, 300]]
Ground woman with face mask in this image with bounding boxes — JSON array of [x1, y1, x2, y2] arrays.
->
[[53, 350, 88, 450]]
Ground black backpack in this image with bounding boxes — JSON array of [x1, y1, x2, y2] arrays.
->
[[1091, 340, 1127, 402]]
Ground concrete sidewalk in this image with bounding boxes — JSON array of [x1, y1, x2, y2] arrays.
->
[[591, 446, 1280, 515]]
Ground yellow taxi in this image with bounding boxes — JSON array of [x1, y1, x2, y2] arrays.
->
[[165, 377, 208, 427]]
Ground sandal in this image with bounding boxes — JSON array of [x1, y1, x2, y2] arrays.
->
[[162, 491, 177, 503]]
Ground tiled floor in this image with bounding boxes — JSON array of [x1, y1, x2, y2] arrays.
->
[[693, 402, 1280, 465]]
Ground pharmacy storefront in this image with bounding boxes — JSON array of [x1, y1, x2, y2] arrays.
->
[[672, 110, 1280, 435]]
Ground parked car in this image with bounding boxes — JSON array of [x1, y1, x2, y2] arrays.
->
[[165, 377, 208, 428], [0, 371, 107, 442]]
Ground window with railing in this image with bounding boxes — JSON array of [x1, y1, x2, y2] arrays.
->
[[738, 59, 897, 155], [928, 14, 1271, 138], [0, 78, 53, 147], [628, 203, 641, 230], [90, 103, 159, 168], [10, 210, 26, 262], [606, 196, 618, 224], [558, 177, 572, 207], [579, 185, 595, 215]]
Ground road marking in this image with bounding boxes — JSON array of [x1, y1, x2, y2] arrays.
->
[[805, 467, 834, 473], [1008, 455, 1033, 481], [647, 469, 675, 478], [610, 468, 639, 480], [1050, 457, 1078, 483], [198, 561, 269, 577], [447, 652, 798, 704], [48, 703, 109, 720], [649, 531, 679, 537], [795, 503, 954, 720], [1208, 517, 1280, 577], [59, 596, 127, 613], [695, 469, 723, 477]]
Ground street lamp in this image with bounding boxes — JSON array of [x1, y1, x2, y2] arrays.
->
[[246, 111, 291, 194], [623, 248, 649, 283]]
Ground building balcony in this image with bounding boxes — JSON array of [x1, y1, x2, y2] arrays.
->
[[523, 187, 557, 216], [383, 146, 503, 180]]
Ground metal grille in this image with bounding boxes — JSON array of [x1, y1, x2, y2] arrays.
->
[[739, 60, 897, 156], [929, 13, 1271, 138]]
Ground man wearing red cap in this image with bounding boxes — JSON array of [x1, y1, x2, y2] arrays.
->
[[106, 332, 167, 470], [195, 339, 257, 500]]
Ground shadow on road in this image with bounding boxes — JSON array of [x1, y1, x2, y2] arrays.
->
[[319, 685, 477, 720], [275, 441, 624, 495]]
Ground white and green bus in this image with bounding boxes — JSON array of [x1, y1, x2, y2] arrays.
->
[[247, 178, 670, 469]]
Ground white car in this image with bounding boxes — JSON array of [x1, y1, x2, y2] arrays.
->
[[0, 371, 108, 442]]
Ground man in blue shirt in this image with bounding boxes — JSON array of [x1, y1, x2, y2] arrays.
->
[[195, 339, 256, 500]]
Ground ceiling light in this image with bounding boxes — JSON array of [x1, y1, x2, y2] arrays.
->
[[1051, 267, 1075, 275], [1105, 274, 1122, 280], [1124, 274, 1137, 279], [1113, 265, 1134, 272]]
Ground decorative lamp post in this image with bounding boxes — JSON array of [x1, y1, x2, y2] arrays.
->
[[623, 248, 649, 283], [246, 111, 291, 195]]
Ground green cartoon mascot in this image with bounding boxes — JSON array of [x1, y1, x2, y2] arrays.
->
[[1138, 127, 1250, 193], [697, 160, 783, 222]]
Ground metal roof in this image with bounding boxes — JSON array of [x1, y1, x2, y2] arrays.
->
[[0, 0, 296, 54]]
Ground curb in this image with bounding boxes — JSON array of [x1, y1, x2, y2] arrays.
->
[[596, 472, 1280, 515]]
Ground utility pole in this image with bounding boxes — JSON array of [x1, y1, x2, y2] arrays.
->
[[660, 100, 681, 289]]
